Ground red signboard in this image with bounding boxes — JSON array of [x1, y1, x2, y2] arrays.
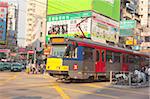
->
[[0, 49, 10, 53], [28, 50, 34, 54], [18, 48, 26, 52], [0, 2, 8, 8]]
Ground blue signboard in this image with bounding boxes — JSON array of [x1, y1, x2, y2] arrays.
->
[[0, 7, 7, 44]]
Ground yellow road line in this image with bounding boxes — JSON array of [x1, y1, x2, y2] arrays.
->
[[43, 75, 70, 99], [0, 73, 18, 86], [53, 85, 70, 99], [83, 84, 149, 96], [62, 87, 119, 99]]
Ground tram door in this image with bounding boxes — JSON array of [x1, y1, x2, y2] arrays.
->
[[95, 49, 106, 72]]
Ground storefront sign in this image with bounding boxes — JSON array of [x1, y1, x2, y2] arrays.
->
[[28, 50, 34, 54], [44, 46, 51, 55], [126, 39, 137, 45]]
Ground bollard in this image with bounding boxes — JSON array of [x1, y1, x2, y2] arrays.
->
[[129, 72, 131, 86], [110, 71, 112, 84]]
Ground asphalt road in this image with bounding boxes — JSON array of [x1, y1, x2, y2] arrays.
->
[[0, 72, 149, 99]]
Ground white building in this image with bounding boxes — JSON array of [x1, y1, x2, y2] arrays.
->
[[25, 0, 46, 51]]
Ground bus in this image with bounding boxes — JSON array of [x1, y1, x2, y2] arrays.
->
[[46, 38, 149, 81]]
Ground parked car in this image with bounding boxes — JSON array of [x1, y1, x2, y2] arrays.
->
[[11, 63, 23, 72], [3, 62, 11, 70], [0, 62, 4, 71]]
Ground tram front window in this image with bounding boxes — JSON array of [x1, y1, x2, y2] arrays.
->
[[64, 44, 78, 58], [50, 45, 66, 58]]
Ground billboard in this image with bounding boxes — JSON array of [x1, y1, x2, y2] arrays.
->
[[0, 2, 7, 44], [46, 11, 92, 38], [47, 0, 120, 21], [91, 12, 119, 43], [120, 20, 136, 36], [93, 0, 120, 21], [120, 20, 136, 29]]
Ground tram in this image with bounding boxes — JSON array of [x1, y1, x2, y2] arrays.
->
[[46, 38, 149, 81]]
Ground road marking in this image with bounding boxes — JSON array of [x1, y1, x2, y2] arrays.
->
[[53, 84, 70, 99], [0, 73, 18, 86], [83, 84, 149, 96], [43, 75, 70, 99], [62, 87, 119, 99]]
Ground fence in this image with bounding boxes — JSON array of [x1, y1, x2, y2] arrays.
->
[[110, 71, 149, 87]]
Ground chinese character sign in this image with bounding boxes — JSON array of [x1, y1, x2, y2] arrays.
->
[[0, 6, 7, 44], [46, 11, 92, 38]]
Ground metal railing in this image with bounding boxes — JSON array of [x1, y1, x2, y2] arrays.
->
[[110, 71, 149, 87]]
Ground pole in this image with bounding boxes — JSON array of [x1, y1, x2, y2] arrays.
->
[[27, 52, 29, 64], [34, 48, 36, 64]]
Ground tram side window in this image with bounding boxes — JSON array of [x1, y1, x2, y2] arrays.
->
[[106, 51, 113, 63], [113, 52, 121, 63], [96, 50, 100, 62], [83, 47, 94, 61], [102, 50, 105, 62], [126, 55, 139, 64]]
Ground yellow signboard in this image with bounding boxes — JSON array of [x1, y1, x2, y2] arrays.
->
[[126, 39, 137, 45]]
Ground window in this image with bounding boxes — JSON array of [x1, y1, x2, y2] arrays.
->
[[83, 47, 94, 61], [106, 51, 113, 63], [102, 50, 105, 62], [113, 52, 121, 63], [145, 36, 150, 42], [64, 44, 78, 58], [141, 8, 143, 11], [96, 50, 100, 62], [40, 32, 42, 37], [141, 1, 143, 4], [40, 42, 42, 47]]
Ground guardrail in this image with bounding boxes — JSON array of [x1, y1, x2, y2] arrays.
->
[[110, 71, 149, 87]]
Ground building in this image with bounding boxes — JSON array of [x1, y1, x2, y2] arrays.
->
[[139, 0, 150, 54], [0, 1, 8, 47], [25, 0, 46, 52], [120, 0, 145, 50], [7, 3, 18, 51]]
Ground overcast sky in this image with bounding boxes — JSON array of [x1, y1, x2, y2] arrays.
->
[[8, 0, 27, 47]]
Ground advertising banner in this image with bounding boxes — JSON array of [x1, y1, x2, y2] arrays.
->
[[0, 5, 7, 44], [47, 0, 120, 21], [47, 11, 92, 38], [91, 12, 119, 43], [93, 0, 120, 21]]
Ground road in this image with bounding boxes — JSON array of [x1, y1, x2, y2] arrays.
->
[[0, 72, 149, 99]]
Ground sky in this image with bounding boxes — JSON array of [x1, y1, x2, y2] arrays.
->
[[8, 0, 26, 47]]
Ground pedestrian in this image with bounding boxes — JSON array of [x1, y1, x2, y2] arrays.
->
[[145, 66, 149, 81], [32, 63, 36, 74], [40, 64, 44, 74], [26, 63, 31, 74], [147, 66, 150, 81]]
